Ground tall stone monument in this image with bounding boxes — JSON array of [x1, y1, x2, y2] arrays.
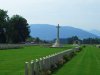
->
[[52, 24, 61, 47]]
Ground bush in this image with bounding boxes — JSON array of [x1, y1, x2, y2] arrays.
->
[[76, 47, 82, 52], [70, 52, 76, 58], [58, 59, 64, 65], [46, 70, 52, 75], [50, 64, 58, 72], [83, 45, 86, 48], [63, 55, 70, 62]]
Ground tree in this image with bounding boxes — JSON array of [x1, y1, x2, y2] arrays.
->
[[35, 37, 40, 44], [0, 9, 30, 43], [9, 15, 30, 43], [0, 9, 8, 43], [67, 36, 80, 44], [82, 38, 100, 44]]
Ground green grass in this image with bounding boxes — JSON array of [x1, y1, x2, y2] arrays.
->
[[53, 45, 100, 75], [0, 45, 72, 75]]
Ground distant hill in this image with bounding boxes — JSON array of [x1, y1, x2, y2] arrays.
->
[[29, 24, 99, 40], [90, 30, 100, 37]]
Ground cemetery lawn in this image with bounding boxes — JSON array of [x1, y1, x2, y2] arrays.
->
[[53, 45, 100, 75], [0, 45, 72, 75]]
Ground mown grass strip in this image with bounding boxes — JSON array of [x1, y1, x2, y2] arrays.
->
[[53, 46, 100, 75]]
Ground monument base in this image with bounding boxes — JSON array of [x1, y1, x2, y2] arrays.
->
[[73, 44, 80, 47], [52, 40, 61, 47]]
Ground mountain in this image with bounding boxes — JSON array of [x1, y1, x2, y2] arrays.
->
[[90, 30, 100, 36], [29, 24, 99, 40]]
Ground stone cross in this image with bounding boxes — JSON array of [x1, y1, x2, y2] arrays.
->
[[52, 24, 61, 47], [56, 24, 60, 43]]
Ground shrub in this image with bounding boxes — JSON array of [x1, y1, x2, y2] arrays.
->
[[83, 45, 86, 48], [58, 59, 64, 65], [69, 52, 76, 58], [63, 55, 70, 62], [50, 64, 57, 72], [77, 47, 82, 52]]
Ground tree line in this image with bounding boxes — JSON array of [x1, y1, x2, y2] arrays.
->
[[66, 36, 100, 44], [0, 9, 30, 43]]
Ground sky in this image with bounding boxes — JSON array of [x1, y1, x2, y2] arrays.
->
[[0, 0, 100, 31]]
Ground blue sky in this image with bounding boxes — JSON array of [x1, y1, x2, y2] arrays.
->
[[0, 0, 100, 31]]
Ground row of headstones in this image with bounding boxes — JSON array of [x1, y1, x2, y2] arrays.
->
[[96, 45, 100, 48], [0, 43, 39, 50], [25, 47, 80, 75], [0, 44, 22, 50]]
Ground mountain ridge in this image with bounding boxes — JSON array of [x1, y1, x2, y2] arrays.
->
[[90, 30, 100, 37], [29, 24, 99, 40]]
